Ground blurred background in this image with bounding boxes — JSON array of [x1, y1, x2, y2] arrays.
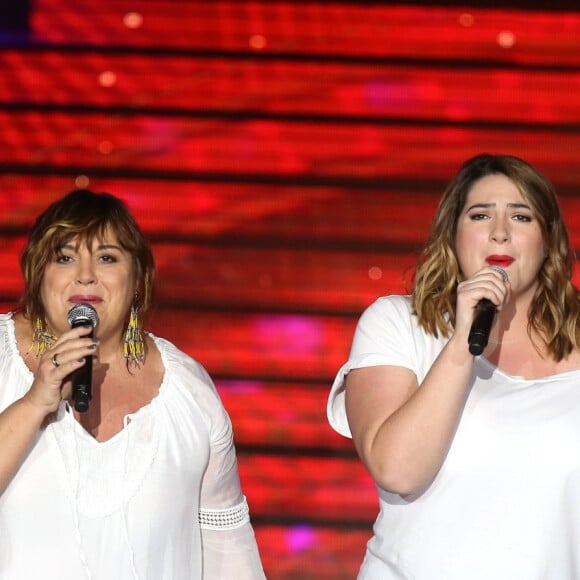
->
[[0, 1, 578, 577]]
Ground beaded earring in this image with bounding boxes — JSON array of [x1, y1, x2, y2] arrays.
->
[[29, 317, 57, 356], [124, 304, 145, 365]]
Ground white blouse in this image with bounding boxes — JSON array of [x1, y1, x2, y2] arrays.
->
[[0, 313, 265, 580]]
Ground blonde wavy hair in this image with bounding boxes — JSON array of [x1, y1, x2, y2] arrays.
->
[[411, 153, 580, 361]]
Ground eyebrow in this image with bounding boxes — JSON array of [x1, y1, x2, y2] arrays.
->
[[465, 202, 531, 212], [60, 242, 123, 251]]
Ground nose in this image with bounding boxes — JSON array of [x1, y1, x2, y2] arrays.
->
[[76, 257, 96, 285], [489, 217, 510, 243]]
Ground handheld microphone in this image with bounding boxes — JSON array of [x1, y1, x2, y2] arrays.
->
[[67, 303, 99, 413], [467, 266, 508, 356]]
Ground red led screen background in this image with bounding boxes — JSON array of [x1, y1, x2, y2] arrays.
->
[[0, 1, 579, 578]]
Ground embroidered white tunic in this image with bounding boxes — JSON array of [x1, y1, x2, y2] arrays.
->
[[328, 295, 580, 580], [0, 314, 265, 580]]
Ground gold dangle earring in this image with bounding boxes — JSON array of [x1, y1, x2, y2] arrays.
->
[[29, 317, 57, 356], [124, 303, 145, 365]]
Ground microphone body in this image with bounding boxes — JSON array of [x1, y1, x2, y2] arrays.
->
[[467, 266, 508, 356], [67, 303, 99, 413], [468, 299, 496, 355]]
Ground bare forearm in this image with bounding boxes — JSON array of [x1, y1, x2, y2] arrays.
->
[[0, 396, 48, 495]]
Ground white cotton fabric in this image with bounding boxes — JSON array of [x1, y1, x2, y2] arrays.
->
[[328, 295, 580, 579], [0, 313, 265, 580]]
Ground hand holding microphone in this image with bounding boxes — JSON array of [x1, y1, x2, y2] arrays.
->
[[467, 265, 509, 355], [67, 303, 99, 412]]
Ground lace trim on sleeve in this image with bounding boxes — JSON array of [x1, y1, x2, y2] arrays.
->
[[199, 496, 250, 530]]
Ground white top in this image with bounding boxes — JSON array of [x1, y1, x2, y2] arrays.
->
[[328, 295, 580, 580], [0, 313, 265, 580]]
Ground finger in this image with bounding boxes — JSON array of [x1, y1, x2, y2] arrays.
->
[[51, 324, 95, 347], [457, 275, 505, 309], [468, 267, 509, 293], [488, 265, 509, 284], [46, 347, 96, 372], [47, 334, 99, 360], [51, 352, 61, 368]]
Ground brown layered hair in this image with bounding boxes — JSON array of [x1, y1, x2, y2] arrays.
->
[[20, 189, 155, 337], [411, 153, 579, 361]]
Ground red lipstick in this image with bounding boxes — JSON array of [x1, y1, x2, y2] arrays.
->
[[486, 255, 514, 267]]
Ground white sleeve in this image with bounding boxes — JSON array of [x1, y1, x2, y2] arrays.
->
[[198, 387, 265, 579], [327, 295, 418, 438]]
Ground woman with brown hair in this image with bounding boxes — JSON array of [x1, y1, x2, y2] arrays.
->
[[328, 153, 580, 579], [0, 190, 265, 579]]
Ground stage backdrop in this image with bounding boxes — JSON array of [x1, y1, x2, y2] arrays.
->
[[0, 1, 578, 577]]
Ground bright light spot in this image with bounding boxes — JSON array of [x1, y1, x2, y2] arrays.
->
[[99, 71, 117, 87], [74, 175, 90, 188], [497, 31, 516, 48], [287, 525, 315, 553], [123, 12, 143, 29], [249, 34, 267, 49], [458, 13, 474, 27], [98, 140, 114, 155], [368, 266, 383, 281], [254, 315, 322, 355]]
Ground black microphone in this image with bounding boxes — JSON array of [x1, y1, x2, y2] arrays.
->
[[467, 266, 508, 356], [67, 303, 99, 413]]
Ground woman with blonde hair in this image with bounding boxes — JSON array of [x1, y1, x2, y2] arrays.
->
[[328, 153, 580, 579]]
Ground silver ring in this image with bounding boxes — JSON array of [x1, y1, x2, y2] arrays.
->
[[51, 353, 60, 368]]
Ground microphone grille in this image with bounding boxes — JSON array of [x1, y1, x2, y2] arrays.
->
[[67, 303, 99, 328], [489, 265, 509, 282]]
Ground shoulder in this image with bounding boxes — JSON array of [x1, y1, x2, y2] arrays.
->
[[356, 294, 417, 338], [150, 334, 231, 435], [0, 313, 32, 409], [0, 311, 15, 329], [363, 294, 414, 320], [0, 312, 16, 350], [351, 294, 445, 381], [151, 335, 219, 403], [152, 335, 215, 387]]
